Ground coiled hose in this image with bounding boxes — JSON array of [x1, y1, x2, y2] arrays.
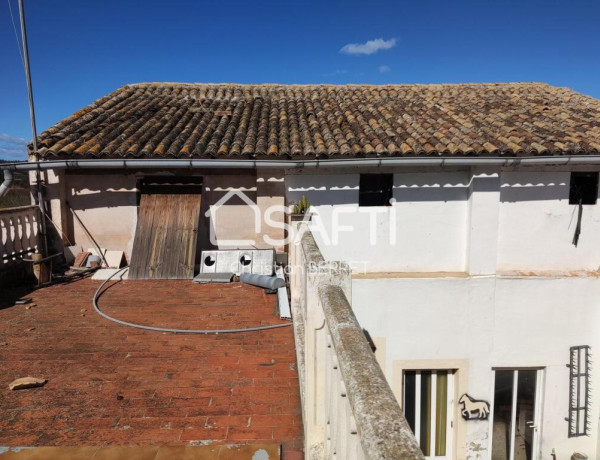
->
[[92, 267, 292, 334]]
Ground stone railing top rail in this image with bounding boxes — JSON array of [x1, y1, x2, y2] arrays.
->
[[300, 230, 325, 265], [0, 205, 37, 215], [319, 284, 424, 459]]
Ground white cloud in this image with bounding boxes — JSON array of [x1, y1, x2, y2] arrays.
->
[[0, 133, 28, 160], [378, 65, 391, 73], [0, 134, 27, 145], [340, 38, 397, 56]]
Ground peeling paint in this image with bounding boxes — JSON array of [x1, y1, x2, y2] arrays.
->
[[188, 440, 213, 446], [252, 449, 269, 460], [469, 442, 486, 452], [0, 447, 35, 454]]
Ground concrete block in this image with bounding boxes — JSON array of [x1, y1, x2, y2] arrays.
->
[[104, 250, 126, 268], [92, 268, 129, 281]]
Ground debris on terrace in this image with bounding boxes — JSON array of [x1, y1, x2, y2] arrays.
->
[[0, 279, 303, 457], [8, 377, 47, 391]]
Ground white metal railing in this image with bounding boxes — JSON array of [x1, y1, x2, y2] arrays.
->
[[0, 205, 41, 271], [290, 226, 423, 459]]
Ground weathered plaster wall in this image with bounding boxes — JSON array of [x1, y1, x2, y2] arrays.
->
[[66, 173, 138, 257], [201, 170, 286, 251], [59, 170, 286, 264], [200, 174, 259, 251], [352, 276, 600, 460], [257, 170, 286, 251]]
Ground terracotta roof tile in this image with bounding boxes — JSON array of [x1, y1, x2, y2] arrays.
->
[[36, 82, 600, 159]]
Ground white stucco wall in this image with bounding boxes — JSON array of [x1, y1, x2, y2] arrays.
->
[[286, 169, 469, 272], [55, 165, 600, 274], [287, 166, 600, 274], [498, 170, 600, 271], [286, 165, 600, 459], [351, 276, 600, 460]]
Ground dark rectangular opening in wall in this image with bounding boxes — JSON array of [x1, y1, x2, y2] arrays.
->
[[359, 174, 393, 206], [140, 176, 203, 195], [569, 172, 598, 205]]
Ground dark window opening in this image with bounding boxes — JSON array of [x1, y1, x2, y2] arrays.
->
[[359, 174, 393, 206], [569, 172, 598, 205]]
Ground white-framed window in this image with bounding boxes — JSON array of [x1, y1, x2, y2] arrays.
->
[[403, 370, 455, 459]]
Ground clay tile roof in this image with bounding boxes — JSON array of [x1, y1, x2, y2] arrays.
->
[[36, 82, 600, 159]]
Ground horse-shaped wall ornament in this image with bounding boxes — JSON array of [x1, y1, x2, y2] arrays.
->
[[459, 394, 490, 420]]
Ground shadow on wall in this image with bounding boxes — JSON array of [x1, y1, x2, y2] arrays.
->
[[396, 184, 468, 202], [500, 183, 570, 202], [67, 190, 136, 210], [286, 172, 471, 205], [288, 171, 593, 205], [56, 174, 139, 256], [59, 172, 268, 265], [66, 188, 137, 248], [500, 171, 571, 203]]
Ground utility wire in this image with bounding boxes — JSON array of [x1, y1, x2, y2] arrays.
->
[[42, 209, 74, 247], [7, 0, 25, 68]]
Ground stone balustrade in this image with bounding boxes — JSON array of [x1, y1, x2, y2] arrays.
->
[[0, 205, 41, 282], [290, 226, 423, 459]]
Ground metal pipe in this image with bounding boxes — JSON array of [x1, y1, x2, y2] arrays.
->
[[18, 0, 47, 256], [2, 155, 600, 172], [0, 170, 14, 197], [239, 273, 286, 290]]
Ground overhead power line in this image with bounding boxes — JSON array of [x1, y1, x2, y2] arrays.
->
[[7, 0, 25, 68]]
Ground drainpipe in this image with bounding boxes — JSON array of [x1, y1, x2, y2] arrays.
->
[[0, 170, 14, 197]]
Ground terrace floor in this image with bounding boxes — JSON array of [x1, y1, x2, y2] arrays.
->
[[0, 278, 302, 458]]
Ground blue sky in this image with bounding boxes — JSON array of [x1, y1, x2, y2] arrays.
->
[[1, 0, 600, 160]]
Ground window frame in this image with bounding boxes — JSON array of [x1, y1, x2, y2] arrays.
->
[[487, 368, 544, 460], [402, 369, 455, 459]]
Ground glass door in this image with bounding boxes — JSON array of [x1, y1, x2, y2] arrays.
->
[[490, 369, 542, 460], [403, 370, 454, 459]]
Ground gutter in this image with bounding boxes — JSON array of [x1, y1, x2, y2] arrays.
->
[[2, 155, 600, 197]]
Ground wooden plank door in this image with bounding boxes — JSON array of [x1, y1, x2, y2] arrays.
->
[[129, 193, 202, 279]]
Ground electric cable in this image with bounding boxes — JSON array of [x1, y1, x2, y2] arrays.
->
[[7, 0, 25, 68]]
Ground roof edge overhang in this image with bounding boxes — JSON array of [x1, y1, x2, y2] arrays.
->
[[4, 156, 600, 172]]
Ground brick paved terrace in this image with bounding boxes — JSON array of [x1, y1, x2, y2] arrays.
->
[[0, 278, 302, 457]]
